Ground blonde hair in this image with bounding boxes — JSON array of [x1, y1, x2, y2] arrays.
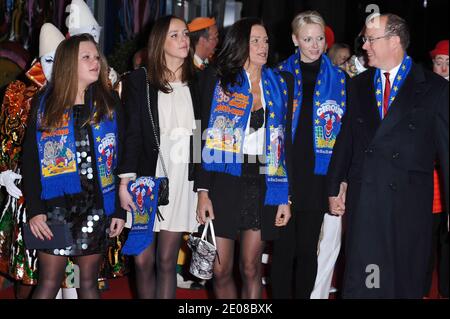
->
[[291, 10, 326, 35]]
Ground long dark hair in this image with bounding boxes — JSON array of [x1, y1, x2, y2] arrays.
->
[[147, 15, 194, 93], [42, 33, 114, 130], [216, 17, 263, 94]]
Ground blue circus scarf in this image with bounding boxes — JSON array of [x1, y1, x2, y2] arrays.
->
[[203, 67, 289, 205], [278, 50, 346, 175], [374, 55, 412, 119], [122, 177, 160, 256], [36, 88, 118, 216]]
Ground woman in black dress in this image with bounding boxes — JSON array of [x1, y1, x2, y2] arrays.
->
[[196, 18, 293, 299], [22, 34, 125, 299]]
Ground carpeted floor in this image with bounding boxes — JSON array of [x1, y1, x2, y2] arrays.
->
[[0, 267, 443, 299], [0, 276, 261, 299]]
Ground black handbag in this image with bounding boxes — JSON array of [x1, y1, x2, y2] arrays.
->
[[142, 67, 169, 207], [23, 222, 73, 250]]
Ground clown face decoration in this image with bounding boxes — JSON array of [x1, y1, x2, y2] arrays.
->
[[40, 51, 56, 81]]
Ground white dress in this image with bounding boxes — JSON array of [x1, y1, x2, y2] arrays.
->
[[153, 82, 198, 232]]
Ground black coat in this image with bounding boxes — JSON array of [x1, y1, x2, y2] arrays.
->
[[327, 63, 449, 298], [117, 68, 200, 180]]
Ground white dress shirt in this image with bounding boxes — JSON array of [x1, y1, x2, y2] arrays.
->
[[194, 54, 208, 68]]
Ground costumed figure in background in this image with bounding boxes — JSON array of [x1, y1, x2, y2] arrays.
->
[[0, 23, 67, 298], [68, 0, 118, 87]]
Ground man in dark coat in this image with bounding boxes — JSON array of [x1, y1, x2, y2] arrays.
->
[[327, 13, 449, 298]]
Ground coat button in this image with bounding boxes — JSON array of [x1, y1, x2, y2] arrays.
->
[[365, 148, 374, 154], [392, 152, 400, 159], [389, 182, 397, 191], [408, 123, 416, 130]]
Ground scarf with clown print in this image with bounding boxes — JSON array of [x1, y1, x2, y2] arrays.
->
[[278, 49, 346, 175], [36, 87, 118, 216], [122, 177, 160, 256]]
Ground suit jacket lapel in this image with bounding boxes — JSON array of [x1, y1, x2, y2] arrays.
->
[[358, 68, 381, 143], [371, 63, 427, 144]]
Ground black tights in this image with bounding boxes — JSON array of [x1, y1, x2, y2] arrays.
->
[[32, 252, 102, 299], [213, 230, 265, 299], [134, 230, 182, 299]]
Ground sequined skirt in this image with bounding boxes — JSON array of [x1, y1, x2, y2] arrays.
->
[[42, 206, 109, 257]]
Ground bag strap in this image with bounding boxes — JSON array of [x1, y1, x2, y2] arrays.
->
[[141, 67, 168, 179], [200, 219, 209, 240], [201, 218, 217, 249], [208, 218, 217, 249]]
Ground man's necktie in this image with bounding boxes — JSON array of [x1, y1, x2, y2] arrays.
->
[[383, 72, 391, 118]]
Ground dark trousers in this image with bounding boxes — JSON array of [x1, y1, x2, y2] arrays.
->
[[424, 212, 449, 297], [271, 209, 325, 298]]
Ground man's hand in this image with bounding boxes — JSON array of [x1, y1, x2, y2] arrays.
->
[[196, 191, 214, 224], [0, 170, 22, 199], [329, 182, 347, 216]]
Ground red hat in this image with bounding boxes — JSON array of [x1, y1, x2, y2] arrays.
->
[[325, 25, 335, 49], [430, 40, 449, 58]]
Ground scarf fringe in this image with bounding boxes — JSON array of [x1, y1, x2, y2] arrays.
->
[[313, 154, 331, 176], [41, 178, 82, 200], [102, 191, 116, 216], [264, 184, 289, 205], [203, 162, 242, 177]]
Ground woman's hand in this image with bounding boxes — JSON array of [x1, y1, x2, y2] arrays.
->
[[119, 183, 136, 212], [109, 218, 125, 237], [29, 214, 53, 240], [275, 204, 291, 227], [196, 191, 214, 224], [329, 182, 347, 216]]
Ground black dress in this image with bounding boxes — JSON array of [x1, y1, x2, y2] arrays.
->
[[42, 104, 109, 256], [239, 107, 265, 231]]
